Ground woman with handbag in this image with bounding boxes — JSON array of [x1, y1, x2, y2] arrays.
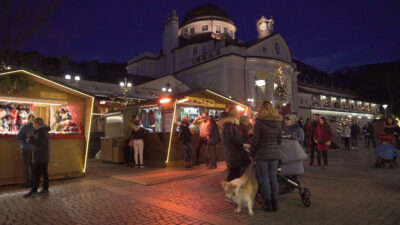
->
[[313, 117, 333, 169]]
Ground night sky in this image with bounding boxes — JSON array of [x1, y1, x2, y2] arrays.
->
[[23, 0, 400, 72]]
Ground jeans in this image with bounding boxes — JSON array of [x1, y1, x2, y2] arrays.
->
[[256, 159, 279, 201], [207, 144, 217, 167], [309, 141, 317, 165], [183, 143, 194, 162], [133, 139, 144, 165], [195, 137, 208, 164], [317, 151, 328, 166], [351, 136, 358, 148], [366, 136, 376, 147], [32, 163, 49, 192], [223, 145, 230, 169], [344, 137, 350, 150], [21, 150, 32, 185]]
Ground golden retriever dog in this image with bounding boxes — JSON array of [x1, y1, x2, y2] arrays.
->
[[221, 173, 258, 216]]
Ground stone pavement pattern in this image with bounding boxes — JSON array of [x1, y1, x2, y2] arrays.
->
[[1, 148, 400, 225]]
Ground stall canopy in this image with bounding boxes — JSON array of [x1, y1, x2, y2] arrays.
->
[[0, 70, 95, 185]]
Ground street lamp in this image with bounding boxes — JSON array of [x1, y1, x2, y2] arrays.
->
[[119, 78, 132, 100], [65, 74, 80, 86], [162, 83, 173, 93], [382, 104, 388, 118]]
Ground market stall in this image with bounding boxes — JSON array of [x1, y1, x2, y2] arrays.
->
[[120, 90, 247, 167], [0, 70, 94, 186]]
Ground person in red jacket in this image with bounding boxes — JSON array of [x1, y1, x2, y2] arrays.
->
[[313, 117, 332, 169]]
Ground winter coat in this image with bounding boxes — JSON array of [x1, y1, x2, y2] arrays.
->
[[251, 115, 282, 160], [17, 123, 35, 150], [306, 120, 318, 142], [222, 118, 244, 168], [283, 123, 304, 143], [208, 126, 220, 145], [341, 126, 351, 138], [350, 124, 360, 138], [383, 124, 399, 135], [31, 126, 51, 164], [131, 127, 149, 140], [366, 124, 375, 136], [178, 123, 192, 144], [313, 124, 332, 151], [238, 124, 253, 144]]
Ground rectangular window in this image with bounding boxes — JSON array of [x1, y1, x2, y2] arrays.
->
[[193, 47, 198, 56], [190, 27, 194, 36], [202, 46, 207, 54], [182, 29, 188, 37], [216, 25, 221, 34], [202, 25, 208, 31], [224, 27, 228, 34]]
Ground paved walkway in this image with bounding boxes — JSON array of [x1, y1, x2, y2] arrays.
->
[[1, 148, 399, 225]]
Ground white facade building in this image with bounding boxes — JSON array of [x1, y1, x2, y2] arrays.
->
[[127, 4, 297, 110]]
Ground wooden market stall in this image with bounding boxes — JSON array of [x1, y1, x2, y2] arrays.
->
[[0, 70, 94, 186], [119, 90, 248, 167]]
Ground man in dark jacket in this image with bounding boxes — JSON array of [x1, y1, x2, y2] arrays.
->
[[366, 122, 376, 148], [307, 114, 319, 166], [17, 114, 35, 187], [24, 117, 51, 198], [350, 120, 360, 149]]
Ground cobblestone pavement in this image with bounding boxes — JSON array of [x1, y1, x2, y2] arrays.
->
[[1, 148, 400, 225]]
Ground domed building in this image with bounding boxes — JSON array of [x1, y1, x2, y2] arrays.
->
[[127, 4, 298, 110]]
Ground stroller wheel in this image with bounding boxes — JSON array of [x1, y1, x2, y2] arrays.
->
[[300, 188, 312, 207]]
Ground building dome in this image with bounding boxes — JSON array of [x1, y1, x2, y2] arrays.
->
[[181, 4, 234, 27]]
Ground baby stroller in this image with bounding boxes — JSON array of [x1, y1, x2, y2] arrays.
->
[[374, 143, 399, 169], [252, 137, 312, 207]]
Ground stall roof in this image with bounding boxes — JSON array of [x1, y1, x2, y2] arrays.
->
[[0, 69, 94, 99], [126, 89, 247, 108]]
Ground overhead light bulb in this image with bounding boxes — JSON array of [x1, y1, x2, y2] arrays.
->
[[65, 74, 71, 80], [120, 82, 125, 87]]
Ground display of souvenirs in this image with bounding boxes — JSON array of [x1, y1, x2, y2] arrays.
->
[[312, 95, 320, 106], [51, 106, 80, 133], [0, 103, 34, 134], [333, 102, 341, 108], [349, 100, 356, 110], [321, 96, 331, 107], [139, 107, 162, 132]]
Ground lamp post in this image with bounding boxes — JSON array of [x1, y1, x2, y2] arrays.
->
[[119, 78, 132, 101], [162, 83, 173, 93], [382, 104, 388, 119], [65, 74, 80, 87]]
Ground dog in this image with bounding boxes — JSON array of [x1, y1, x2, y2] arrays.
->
[[221, 173, 258, 216]]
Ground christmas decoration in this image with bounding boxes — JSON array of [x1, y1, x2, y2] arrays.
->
[[51, 106, 80, 133], [274, 68, 288, 97]]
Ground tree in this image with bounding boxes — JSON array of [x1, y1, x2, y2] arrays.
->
[[0, 0, 62, 71]]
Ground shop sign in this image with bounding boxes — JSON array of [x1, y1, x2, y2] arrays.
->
[[214, 103, 226, 109], [181, 96, 215, 107]]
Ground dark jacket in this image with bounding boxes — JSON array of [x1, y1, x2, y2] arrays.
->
[[17, 123, 35, 150], [366, 124, 375, 136], [222, 119, 244, 168], [131, 127, 149, 140], [31, 126, 51, 164], [350, 124, 360, 137], [383, 124, 399, 135], [306, 120, 318, 141], [208, 127, 220, 145], [178, 123, 192, 144], [251, 116, 282, 160]]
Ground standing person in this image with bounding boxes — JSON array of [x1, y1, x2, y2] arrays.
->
[[313, 117, 332, 169], [222, 106, 244, 181], [193, 112, 211, 166], [178, 118, 194, 168], [306, 114, 320, 166], [381, 117, 399, 146], [125, 115, 138, 166], [303, 118, 310, 148], [24, 118, 50, 198], [366, 122, 376, 148], [341, 123, 351, 150], [238, 116, 253, 170], [17, 114, 35, 187], [350, 120, 360, 149], [251, 101, 282, 212], [207, 117, 220, 169], [219, 112, 231, 170], [362, 124, 368, 145], [131, 120, 149, 168]]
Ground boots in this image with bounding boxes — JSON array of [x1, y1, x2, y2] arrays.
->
[[271, 199, 278, 212], [263, 200, 273, 212]]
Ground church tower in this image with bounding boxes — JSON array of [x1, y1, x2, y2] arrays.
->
[[163, 10, 179, 75], [257, 16, 274, 39]]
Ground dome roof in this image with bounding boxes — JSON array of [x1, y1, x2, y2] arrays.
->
[[181, 4, 234, 26]]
